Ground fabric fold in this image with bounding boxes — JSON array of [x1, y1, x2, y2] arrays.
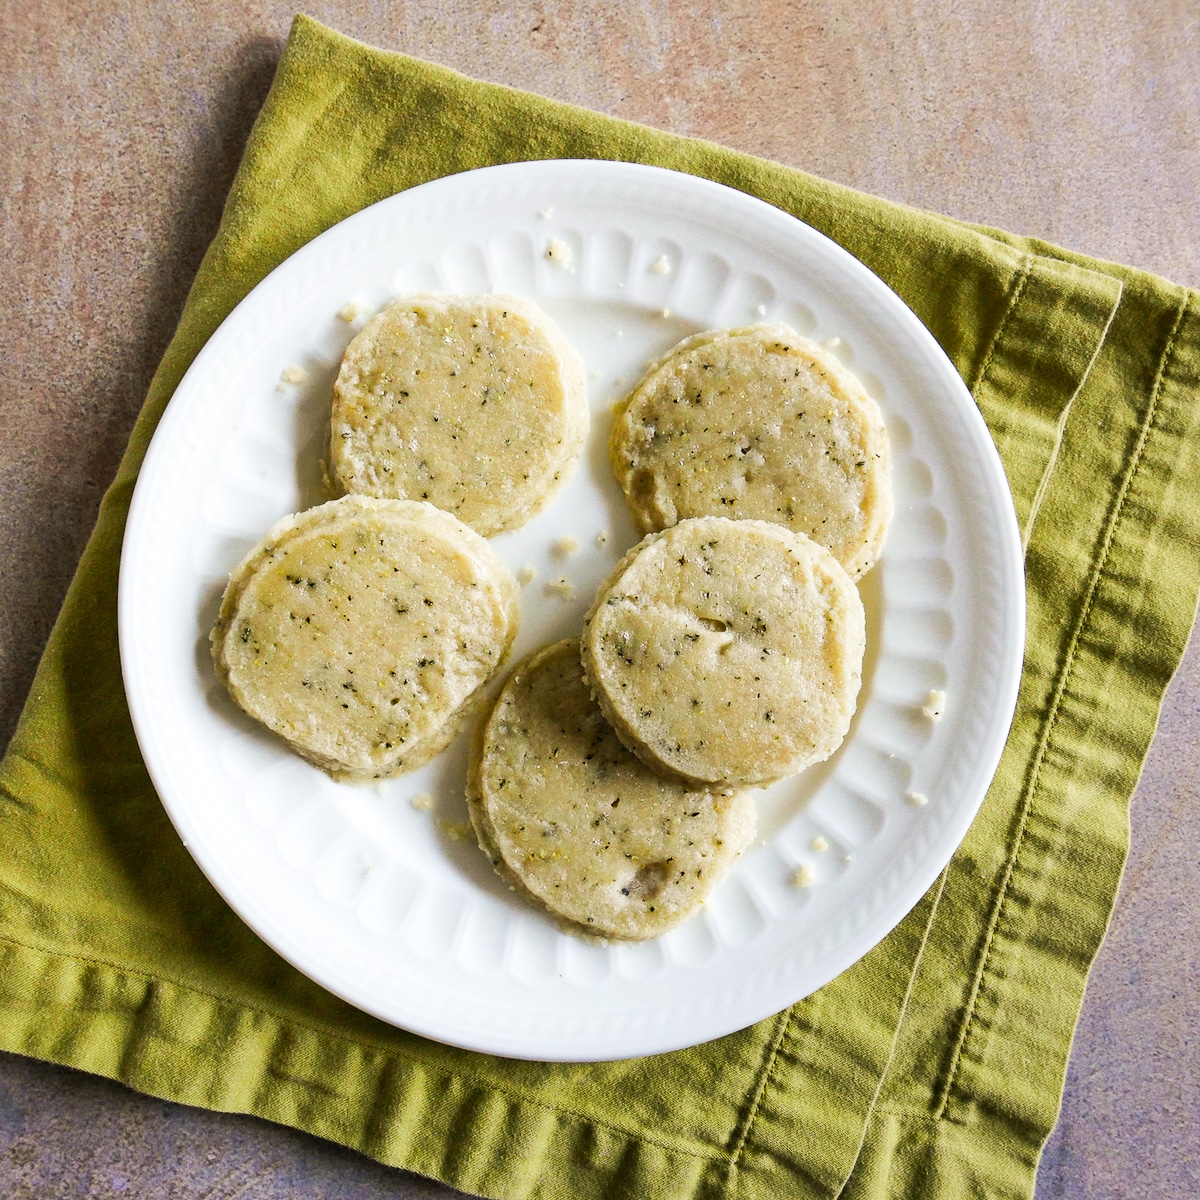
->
[[839, 273, 1200, 1200], [966, 254, 1122, 544], [2, 15, 1198, 1200]]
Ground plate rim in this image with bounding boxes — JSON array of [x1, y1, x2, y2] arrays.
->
[[119, 158, 1025, 1060]]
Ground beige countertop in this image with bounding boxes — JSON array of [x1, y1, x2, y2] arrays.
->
[[2, 3, 1197, 1196]]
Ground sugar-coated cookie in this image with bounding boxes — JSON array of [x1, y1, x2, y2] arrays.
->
[[610, 324, 891, 579], [212, 496, 518, 782], [331, 293, 588, 536], [582, 516, 865, 787], [470, 640, 755, 939]]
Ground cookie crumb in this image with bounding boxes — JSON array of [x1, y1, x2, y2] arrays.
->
[[545, 238, 573, 269], [811, 835, 829, 853], [336, 301, 365, 323], [755, 303, 767, 316], [650, 254, 672, 275], [660, 308, 672, 318], [595, 529, 610, 548], [553, 535, 580, 558], [544, 575, 575, 600], [438, 819, 473, 841], [906, 791, 930, 807], [792, 864, 815, 889], [410, 792, 433, 811], [517, 564, 537, 586], [921, 689, 946, 721], [280, 364, 308, 385]]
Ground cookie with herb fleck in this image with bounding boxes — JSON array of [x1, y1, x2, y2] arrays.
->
[[330, 293, 588, 536], [469, 640, 755, 940], [581, 516, 865, 787], [610, 323, 892, 579], [212, 495, 518, 783]]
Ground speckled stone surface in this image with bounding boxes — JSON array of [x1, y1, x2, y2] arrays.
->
[[1, 3, 1197, 1197]]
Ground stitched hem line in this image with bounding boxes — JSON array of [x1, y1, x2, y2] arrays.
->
[[1020, 278, 1125, 549], [832, 866, 951, 1198], [931, 286, 1191, 1121], [723, 1007, 792, 1189], [0, 928, 725, 1167], [968, 255, 1033, 397]]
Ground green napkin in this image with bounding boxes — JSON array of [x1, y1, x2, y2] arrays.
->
[[2, 15, 1198, 1200]]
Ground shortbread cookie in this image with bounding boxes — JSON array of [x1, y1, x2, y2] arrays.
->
[[610, 323, 892, 579], [212, 495, 518, 782], [582, 517, 865, 787], [330, 293, 589, 536], [469, 640, 756, 940]]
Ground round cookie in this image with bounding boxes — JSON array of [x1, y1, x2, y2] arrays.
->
[[581, 516, 865, 787], [469, 640, 756, 940], [212, 495, 518, 782], [330, 292, 589, 536], [610, 323, 892, 579]]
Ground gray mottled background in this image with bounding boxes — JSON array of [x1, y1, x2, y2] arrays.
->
[[2, 3, 1197, 1196]]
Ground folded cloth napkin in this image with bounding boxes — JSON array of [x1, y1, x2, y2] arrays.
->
[[2, 15, 1198, 1200]]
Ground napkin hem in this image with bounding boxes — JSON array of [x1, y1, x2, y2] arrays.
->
[[836, 281, 1200, 1199], [0, 858, 952, 1200], [941, 283, 1197, 1126], [967, 254, 1123, 544], [0, 933, 732, 1199], [726, 874, 956, 1198]]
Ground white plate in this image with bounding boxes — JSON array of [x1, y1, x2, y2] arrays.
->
[[119, 160, 1024, 1061]]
